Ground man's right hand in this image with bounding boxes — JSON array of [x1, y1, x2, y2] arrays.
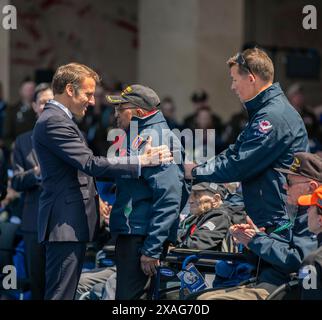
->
[[140, 254, 160, 276], [139, 136, 173, 167], [184, 163, 198, 180]]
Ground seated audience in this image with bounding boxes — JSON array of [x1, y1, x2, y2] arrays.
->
[[196, 152, 319, 300]]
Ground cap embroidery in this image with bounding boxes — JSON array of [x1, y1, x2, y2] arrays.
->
[[290, 156, 301, 173]]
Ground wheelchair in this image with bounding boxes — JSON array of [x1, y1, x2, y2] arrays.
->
[[78, 242, 301, 301], [152, 248, 300, 301], [151, 247, 248, 300]]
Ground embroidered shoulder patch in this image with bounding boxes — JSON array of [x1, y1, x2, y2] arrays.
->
[[258, 120, 273, 134], [131, 135, 144, 150]]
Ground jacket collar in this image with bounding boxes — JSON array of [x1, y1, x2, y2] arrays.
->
[[244, 82, 283, 118], [45, 100, 73, 119], [131, 110, 166, 129], [44, 101, 71, 119]]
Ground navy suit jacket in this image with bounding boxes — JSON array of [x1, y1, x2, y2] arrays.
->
[[12, 130, 42, 233], [33, 102, 139, 243]]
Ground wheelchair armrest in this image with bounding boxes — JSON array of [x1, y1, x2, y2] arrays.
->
[[266, 279, 300, 300], [167, 248, 246, 263]]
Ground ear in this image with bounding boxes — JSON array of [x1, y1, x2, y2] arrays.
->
[[136, 108, 145, 117], [249, 73, 255, 83], [309, 180, 319, 192], [66, 83, 74, 97]]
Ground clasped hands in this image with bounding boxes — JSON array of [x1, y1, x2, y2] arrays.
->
[[229, 216, 266, 248]]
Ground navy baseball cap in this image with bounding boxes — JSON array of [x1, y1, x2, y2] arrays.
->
[[192, 183, 228, 198], [106, 84, 160, 111]]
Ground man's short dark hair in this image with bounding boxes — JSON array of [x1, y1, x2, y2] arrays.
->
[[227, 48, 274, 82], [52, 63, 100, 95]]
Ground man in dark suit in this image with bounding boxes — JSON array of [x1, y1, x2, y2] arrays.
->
[[33, 63, 171, 300], [12, 83, 53, 300]]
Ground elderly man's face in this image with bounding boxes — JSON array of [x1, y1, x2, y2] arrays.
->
[[283, 174, 312, 205], [114, 102, 138, 130], [189, 190, 219, 216]]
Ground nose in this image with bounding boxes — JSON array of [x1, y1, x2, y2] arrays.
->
[[89, 96, 95, 106], [283, 183, 289, 191]]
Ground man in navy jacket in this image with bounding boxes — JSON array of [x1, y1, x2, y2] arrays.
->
[[187, 48, 309, 229], [106, 84, 189, 299]]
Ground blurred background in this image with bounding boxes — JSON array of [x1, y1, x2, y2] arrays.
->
[[1, 0, 322, 121]]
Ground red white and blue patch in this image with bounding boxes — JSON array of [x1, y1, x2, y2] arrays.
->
[[131, 135, 144, 150], [258, 120, 273, 134]]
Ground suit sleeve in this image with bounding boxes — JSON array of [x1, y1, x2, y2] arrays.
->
[[36, 115, 139, 179], [181, 214, 230, 250], [140, 164, 183, 259], [193, 114, 293, 183], [12, 137, 40, 192]]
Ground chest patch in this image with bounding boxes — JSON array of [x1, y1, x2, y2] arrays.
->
[[201, 221, 216, 231]]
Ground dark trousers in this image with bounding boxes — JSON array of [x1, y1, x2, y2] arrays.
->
[[115, 235, 150, 300], [23, 232, 46, 300], [44, 242, 86, 300]]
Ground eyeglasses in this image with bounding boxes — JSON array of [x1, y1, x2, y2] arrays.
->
[[236, 52, 255, 78]]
